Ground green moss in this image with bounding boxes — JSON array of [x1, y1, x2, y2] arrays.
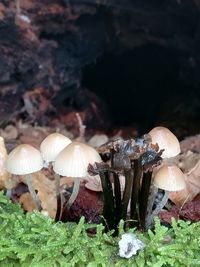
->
[[0, 192, 200, 267]]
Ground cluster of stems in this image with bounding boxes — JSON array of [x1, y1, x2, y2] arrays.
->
[[96, 138, 162, 233]]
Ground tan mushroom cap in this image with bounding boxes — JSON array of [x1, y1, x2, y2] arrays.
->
[[40, 133, 72, 163], [153, 164, 186, 191], [85, 175, 102, 192], [149, 126, 180, 158], [6, 144, 43, 175], [53, 141, 102, 177]]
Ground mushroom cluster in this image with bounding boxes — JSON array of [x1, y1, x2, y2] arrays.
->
[[88, 126, 186, 232], [1, 125, 185, 233], [144, 126, 185, 229], [4, 132, 101, 221]]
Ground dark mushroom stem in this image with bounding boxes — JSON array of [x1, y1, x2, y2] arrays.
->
[[139, 171, 152, 230], [99, 170, 115, 232], [112, 171, 121, 226], [25, 174, 41, 211], [120, 168, 133, 222], [130, 159, 143, 225], [55, 173, 62, 221]]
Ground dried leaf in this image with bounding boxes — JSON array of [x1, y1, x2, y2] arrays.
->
[[176, 151, 200, 173], [180, 135, 200, 153], [19, 192, 37, 211], [0, 125, 18, 140], [20, 171, 75, 218], [159, 200, 200, 223], [169, 160, 200, 205]]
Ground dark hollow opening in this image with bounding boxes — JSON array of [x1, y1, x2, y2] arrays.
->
[[82, 43, 197, 135]]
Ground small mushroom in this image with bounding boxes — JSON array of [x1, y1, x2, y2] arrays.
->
[[40, 133, 72, 165], [5, 144, 43, 211], [153, 164, 186, 215], [0, 136, 11, 189], [149, 126, 180, 159], [40, 133, 72, 220], [144, 127, 181, 229], [85, 175, 102, 192], [53, 141, 102, 209]]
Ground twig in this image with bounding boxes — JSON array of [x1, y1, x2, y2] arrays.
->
[[76, 113, 86, 142], [15, 0, 21, 22]]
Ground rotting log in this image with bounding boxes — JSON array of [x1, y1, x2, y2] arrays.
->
[[0, 0, 200, 130]]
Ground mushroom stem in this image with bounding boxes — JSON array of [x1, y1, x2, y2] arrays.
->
[[112, 172, 121, 225], [146, 190, 169, 230], [120, 169, 133, 221], [25, 174, 41, 211], [67, 178, 81, 209], [139, 171, 152, 230], [99, 170, 115, 231], [55, 173, 62, 222], [145, 183, 158, 230], [130, 160, 143, 225], [55, 173, 61, 197], [153, 190, 169, 216]]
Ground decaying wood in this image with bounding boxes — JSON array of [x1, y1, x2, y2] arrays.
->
[[0, 0, 200, 130]]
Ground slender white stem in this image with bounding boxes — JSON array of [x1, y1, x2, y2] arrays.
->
[[67, 178, 80, 209], [153, 190, 169, 215], [145, 184, 158, 230], [25, 174, 41, 211], [146, 190, 169, 230]]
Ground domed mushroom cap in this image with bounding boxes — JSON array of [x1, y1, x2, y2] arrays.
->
[[6, 144, 43, 175], [85, 175, 102, 192], [153, 164, 186, 191], [149, 126, 180, 158], [53, 141, 102, 177], [40, 133, 72, 163]]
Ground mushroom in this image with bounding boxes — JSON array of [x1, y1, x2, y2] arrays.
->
[[5, 144, 43, 211], [85, 175, 102, 192], [149, 126, 180, 159], [143, 126, 181, 229], [40, 133, 72, 165], [40, 133, 72, 219], [53, 141, 102, 210], [153, 164, 186, 214], [0, 136, 11, 189]]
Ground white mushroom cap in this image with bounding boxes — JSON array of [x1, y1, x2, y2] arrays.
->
[[53, 141, 102, 177], [153, 164, 186, 191], [149, 126, 180, 158], [88, 134, 109, 148], [85, 175, 102, 192], [40, 133, 72, 163], [6, 144, 43, 175]]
